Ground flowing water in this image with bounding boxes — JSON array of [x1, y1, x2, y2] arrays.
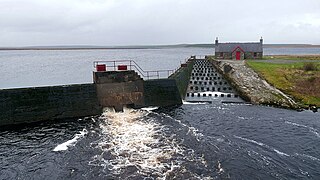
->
[[0, 47, 320, 179], [1, 104, 319, 179]]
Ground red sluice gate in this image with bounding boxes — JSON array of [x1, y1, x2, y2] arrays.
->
[[96, 64, 106, 72], [118, 65, 128, 70]]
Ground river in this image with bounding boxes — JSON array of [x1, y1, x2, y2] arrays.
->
[[0, 47, 320, 179]]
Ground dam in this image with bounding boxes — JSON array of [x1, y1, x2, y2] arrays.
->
[[0, 55, 304, 127]]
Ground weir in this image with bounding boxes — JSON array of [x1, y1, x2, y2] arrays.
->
[[184, 57, 244, 103], [0, 60, 182, 126], [0, 55, 302, 127]]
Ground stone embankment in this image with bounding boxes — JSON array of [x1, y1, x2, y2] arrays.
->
[[211, 59, 299, 109]]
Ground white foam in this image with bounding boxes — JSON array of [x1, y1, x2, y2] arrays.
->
[[273, 149, 290, 157], [89, 108, 211, 179], [159, 112, 205, 142], [182, 101, 209, 105], [53, 129, 87, 152], [141, 106, 159, 111], [285, 121, 320, 138], [234, 135, 265, 147], [234, 135, 290, 157], [217, 161, 224, 174], [92, 108, 185, 177]]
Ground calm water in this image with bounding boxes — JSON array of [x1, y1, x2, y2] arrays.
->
[[1, 47, 320, 89], [0, 47, 320, 179]]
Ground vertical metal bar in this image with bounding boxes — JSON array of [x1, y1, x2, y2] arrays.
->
[[130, 61, 132, 70], [114, 61, 116, 71]]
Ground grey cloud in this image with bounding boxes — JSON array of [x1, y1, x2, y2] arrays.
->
[[0, 0, 320, 46]]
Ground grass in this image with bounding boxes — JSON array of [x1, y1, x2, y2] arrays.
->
[[246, 61, 320, 107], [263, 55, 320, 60]]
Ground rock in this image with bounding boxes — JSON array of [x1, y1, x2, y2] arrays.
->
[[211, 59, 299, 110]]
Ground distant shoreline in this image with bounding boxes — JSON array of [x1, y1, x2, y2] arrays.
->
[[1, 44, 320, 51]]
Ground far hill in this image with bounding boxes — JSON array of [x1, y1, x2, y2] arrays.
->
[[0, 44, 320, 50]]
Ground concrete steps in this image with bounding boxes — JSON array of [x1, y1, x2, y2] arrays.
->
[[184, 59, 244, 103]]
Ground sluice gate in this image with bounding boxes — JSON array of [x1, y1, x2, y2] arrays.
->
[[184, 58, 244, 103]]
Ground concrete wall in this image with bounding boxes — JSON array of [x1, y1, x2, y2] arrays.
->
[[0, 84, 102, 126], [144, 79, 182, 107], [94, 71, 144, 111], [169, 59, 194, 98], [1, 70, 183, 127]]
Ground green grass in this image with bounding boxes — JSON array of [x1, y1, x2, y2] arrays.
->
[[263, 55, 320, 60], [247, 61, 320, 107]]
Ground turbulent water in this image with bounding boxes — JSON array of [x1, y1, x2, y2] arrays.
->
[[1, 47, 320, 179], [1, 104, 319, 179]]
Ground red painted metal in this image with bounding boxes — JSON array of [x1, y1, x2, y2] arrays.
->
[[236, 51, 241, 60], [232, 46, 245, 53], [93, 60, 174, 79], [118, 65, 128, 70], [96, 64, 106, 71]]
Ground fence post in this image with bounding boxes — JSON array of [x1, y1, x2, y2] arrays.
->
[[130, 61, 132, 70]]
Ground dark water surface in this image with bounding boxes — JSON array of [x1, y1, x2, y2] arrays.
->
[[1, 47, 320, 179], [1, 104, 319, 179]]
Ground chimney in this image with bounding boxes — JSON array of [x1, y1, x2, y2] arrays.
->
[[260, 37, 263, 44], [215, 37, 219, 45]]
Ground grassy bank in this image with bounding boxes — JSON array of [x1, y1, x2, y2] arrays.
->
[[263, 55, 320, 60], [246, 61, 320, 107]]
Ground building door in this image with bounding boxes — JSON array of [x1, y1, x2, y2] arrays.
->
[[236, 51, 241, 60]]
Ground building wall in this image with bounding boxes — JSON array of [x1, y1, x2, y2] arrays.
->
[[215, 52, 232, 59], [244, 52, 263, 59], [215, 52, 263, 59], [231, 51, 245, 60], [0, 84, 102, 126]]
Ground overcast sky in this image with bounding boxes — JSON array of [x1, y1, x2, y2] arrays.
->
[[1, 0, 320, 46]]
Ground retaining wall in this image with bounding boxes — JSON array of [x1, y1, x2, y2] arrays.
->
[[1, 72, 183, 126], [144, 79, 182, 107], [169, 58, 194, 98], [0, 84, 102, 126]]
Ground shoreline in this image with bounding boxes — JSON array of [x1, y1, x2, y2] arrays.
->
[[1, 44, 320, 51]]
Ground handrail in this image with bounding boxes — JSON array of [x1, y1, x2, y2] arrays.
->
[[191, 55, 207, 59], [93, 60, 174, 80]]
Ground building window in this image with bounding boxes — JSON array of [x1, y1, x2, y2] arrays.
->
[[220, 52, 223, 57], [254, 52, 257, 57]]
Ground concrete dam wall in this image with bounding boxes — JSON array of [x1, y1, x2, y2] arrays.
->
[[0, 71, 182, 127], [169, 57, 194, 99], [0, 84, 101, 126], [0, 56, 302, 127]]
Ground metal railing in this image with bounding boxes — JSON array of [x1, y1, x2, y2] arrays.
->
[[191, 55, 207, 59], [93, 60, 174, 80]]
